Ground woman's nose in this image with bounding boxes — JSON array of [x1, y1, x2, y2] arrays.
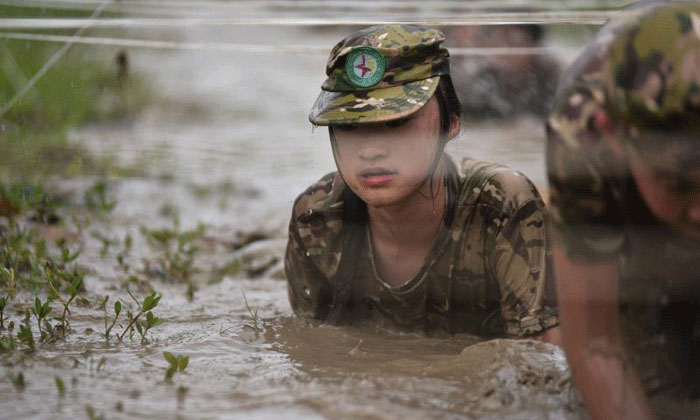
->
[[357, 139, 388, 162]]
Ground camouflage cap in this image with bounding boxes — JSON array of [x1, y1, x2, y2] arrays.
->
[[548, 2, 700, 170], [309, 24, 450, 126], [605, 2, 700, 130]]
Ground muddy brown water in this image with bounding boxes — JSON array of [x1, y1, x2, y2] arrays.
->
[[0, 7, 601, 420]]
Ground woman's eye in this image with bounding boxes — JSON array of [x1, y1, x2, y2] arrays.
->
[[385, 118, 411, 128]]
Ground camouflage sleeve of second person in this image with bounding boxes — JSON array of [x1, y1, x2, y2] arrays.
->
[[475, 168, 559, 337], [546, 80, 627, 263]]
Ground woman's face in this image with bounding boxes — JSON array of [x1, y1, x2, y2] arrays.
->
[[628, 149, 700, 239], [331, 96, 458, 208]]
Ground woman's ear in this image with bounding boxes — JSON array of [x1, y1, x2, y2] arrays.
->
[[446, 114, 460, 141]]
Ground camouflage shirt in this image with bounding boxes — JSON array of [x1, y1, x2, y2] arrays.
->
[[285, 156, 558, 337]]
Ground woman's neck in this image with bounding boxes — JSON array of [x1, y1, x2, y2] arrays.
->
[[366, 161, 448, 284]]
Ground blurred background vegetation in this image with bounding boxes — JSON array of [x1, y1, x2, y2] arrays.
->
[[0, 5, 151, 181]]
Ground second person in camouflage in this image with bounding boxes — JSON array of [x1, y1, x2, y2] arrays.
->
[[285, 24, 560, 341], [547, 2, 700, 419]]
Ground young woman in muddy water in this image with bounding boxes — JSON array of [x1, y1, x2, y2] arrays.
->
[[285, 25, 560, 343]]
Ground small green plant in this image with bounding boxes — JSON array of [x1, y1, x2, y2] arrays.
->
[[8, 371, 26, 391], [163, 351, 189, 380], [84, 180, 116, 213], [118, 291, 163, 343], [96, 356, 107, 372], [91, 231, 117, 258], [17, 321, 35, 350], [0, 296, 6, 328], [116, 233, 133, 273], [0, 182, 62, 223], [242, 290, 261, 333], [0, 334, 15, 351], [31, 297, 52, 340], [104, 298, 122, 339], [124, 233, 132, 252], [85, 405, 106, 420], [1, 268, 16, 298], [209, 258, 242, 284], [186, 281, 195, 302], [56, 238, 80, 267], [141, 219, 205, 282], [48, 274, 83, 338], [55, 375, 65, 397]]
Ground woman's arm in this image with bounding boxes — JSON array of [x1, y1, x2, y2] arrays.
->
[[488, 186, 560, 339], [553, 246, 654, 420], [284, 220, 332, 319]]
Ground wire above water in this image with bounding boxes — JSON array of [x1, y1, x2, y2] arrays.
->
[[0, 31, 570, 56], [0, 0, 633, 13], [0, 11, 624, 30]]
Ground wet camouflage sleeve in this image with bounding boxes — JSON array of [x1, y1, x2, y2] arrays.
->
[[475, 168, 559, 337], [285, 221, 331, 320], [284, 173, 340, 320]]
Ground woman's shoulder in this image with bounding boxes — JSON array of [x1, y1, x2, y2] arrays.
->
[[456, 157, 544, 216], [288, 172, 346, 279], [291, 172, 346, 223]]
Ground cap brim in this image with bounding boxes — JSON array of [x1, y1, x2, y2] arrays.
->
[[309, 76, 440, 126]]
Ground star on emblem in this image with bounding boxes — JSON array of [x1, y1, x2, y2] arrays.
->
[[355, 55, 372, 77]]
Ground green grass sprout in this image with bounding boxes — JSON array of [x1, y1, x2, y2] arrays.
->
[[163, 351, 189, 380]]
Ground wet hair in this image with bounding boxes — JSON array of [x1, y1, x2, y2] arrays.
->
[[326, 76, 461, 324]]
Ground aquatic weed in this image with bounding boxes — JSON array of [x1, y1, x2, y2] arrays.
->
[[0, 333, 15, 351], [118, 291, 163, 343], [8, 371, 26, 391], [55, 375, 65, 397], [186, 281, 195, 302], [48, 274, 83, 338], [16, 311, 35, 350], [163, 351, 189, 380], [84, 180, 116, 213], [31, 297, 52, 340], [0, 182, 62, 223], [1, 267, 16, 298], [0, 223, 83, 294], [116, 233, 133, 273], [241, 290, 262, 333], [0, 225, 46, 292], [209, 258, 242, 284], [96, 356, 107, 372], [0, 295, 6, 328], [103, 297, 122, 339], [91, 231, 117, 258], [85, 405, 106, 420], [141, 219, 205, 283], [56, 238, 80, 267]]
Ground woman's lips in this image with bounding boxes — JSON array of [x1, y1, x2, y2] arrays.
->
[[359, 168, 395, 187]]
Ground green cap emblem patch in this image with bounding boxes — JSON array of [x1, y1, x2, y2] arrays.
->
[[344, 47, 386, 88]]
